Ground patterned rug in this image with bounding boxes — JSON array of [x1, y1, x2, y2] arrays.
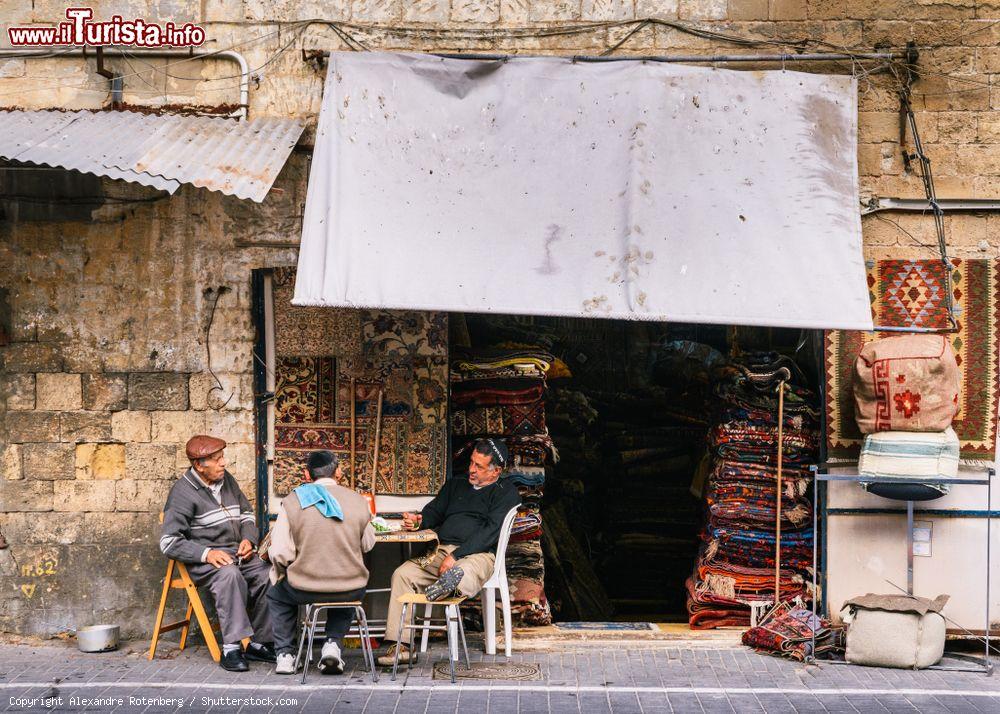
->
[[826, 257, 1000, 461], [553, 622, 658, 631], [270, 267, 449, 498]]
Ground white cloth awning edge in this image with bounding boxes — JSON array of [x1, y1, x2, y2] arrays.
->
[[294, 52, 873, 329]]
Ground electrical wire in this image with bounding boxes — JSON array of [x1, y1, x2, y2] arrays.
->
[[0, 20, 312, 101], [205, 287, 235, 410], [0, 16, 907, 102]]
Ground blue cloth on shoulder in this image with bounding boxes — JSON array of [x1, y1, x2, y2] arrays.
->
[[294, 483, 344, 520]]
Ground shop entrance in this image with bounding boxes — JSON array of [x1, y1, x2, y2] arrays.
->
[[450, 313, 819, 629]]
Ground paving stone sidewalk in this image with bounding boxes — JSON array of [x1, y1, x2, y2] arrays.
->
[[0, 637, 997, 713]]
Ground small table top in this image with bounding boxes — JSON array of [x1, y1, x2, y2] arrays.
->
[[374, 528, 437, 543]]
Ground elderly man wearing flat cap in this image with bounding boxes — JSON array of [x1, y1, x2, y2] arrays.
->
[[266, 450, 376, 675], [160, 434, 275, 672]]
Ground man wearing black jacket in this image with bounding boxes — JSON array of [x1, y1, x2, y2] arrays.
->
[[376, 438, 520, 666]]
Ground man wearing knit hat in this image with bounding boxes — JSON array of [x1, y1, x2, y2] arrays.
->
[[160, 434, 275, 672], [376, 437, 520, 667], [266, 450, 376, 675]]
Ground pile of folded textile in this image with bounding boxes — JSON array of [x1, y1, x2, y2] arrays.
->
[[742, 605, 844, 661], [687, 353, 819, 630], [451, 347, 558, 627]]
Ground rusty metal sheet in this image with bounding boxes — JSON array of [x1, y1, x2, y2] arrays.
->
[[294, 52, 871, 331], [0, 109, 304, 202]]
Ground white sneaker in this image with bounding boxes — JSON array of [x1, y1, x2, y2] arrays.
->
[[275, 653, 297, 675], [317, 640, 344, 675]]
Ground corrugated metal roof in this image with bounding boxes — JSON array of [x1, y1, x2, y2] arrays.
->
[[0, 109, 305, 202]]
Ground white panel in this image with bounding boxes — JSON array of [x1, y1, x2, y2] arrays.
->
[[295, 52, 872, 330]]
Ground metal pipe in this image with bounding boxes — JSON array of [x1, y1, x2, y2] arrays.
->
[[0, 47, 250, 119], [309, 49, 902, 64], [863, 197, 1000, 214]]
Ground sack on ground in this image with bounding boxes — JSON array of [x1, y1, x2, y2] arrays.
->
[[841, 594, 948, 669]]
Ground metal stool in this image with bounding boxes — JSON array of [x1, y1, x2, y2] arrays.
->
[[294, 601, 378, 684], [392, 593, 469, 683]]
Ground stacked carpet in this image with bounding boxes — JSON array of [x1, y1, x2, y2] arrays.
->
[[451, 347, 557, 627], [687, 353, 819, 630]]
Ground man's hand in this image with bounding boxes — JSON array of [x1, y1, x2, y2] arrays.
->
[[402, 512, 422, 531], [236, 539, 253, 559], [438, 553, 457, 576], [206, 549, 234, 568]]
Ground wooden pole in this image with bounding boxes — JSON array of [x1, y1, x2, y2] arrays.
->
[[370, 389, 384, 495], [775, 380, 786, 604], [350, 377, 357, 490]]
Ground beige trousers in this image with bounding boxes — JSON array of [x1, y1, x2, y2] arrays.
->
[[384, 544, 495, 643]]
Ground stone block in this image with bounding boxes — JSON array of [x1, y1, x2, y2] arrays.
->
[[225, 442, 258, 482], [150, 409, 208, 444], [2, 374, 35, 410], [189, 372, 243, 411], [75, 443, 126, 480], [81, 373, 127, 411], [729, 0, 767, 20], [636, 0, 678, 17], [125, 443, 179, 480], [403, 0, 449, 22], [53, 480, 117, 512], [204, 410, 256, 444], [858, 112, 902, 144], [128, 373, 189, 411], [352, 0, 400, 21], [60, 412, 112, 443], [0, 480, 53, 511], [2, 444, 22, 480], [936, 113, 978, 144], [82, 512, 159, 545], [500, 0, 531, 21], [0, 343, 63, 373], [35, 373, 82, 410], [451, 0, 500, 21], [0, 59, 25, 78], [22, 443, 74, 480], [680, 0, 726, 19], [6, 411, 60, 443], [115, 479, 172, 512], [582, 0, 634, 19], [111, 411, 151, 443], [768, 0, 805, 19], [0, 512, 85, 544], [528, 0, 581, 21]]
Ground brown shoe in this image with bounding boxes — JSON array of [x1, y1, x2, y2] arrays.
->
[[377, 643, 410, 667]]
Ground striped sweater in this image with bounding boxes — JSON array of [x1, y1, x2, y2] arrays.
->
[[159, 468, 258, 563]]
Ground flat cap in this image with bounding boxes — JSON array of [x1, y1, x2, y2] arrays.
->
[[185, 434, 227, 460]]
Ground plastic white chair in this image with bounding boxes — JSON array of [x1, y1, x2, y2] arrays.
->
[[420, 504, 520, 657]]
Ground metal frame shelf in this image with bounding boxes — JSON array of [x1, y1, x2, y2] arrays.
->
[[809, 464, 994, 674]]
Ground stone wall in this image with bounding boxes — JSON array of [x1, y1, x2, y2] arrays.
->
[[1, 0, 998, 637]]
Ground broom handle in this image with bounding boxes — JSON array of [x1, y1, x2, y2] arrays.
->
[[775, 380, 786, 603], [371, 389, 384, 495], [350, 377, 356, 491]]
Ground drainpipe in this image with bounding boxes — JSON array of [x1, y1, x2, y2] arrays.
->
[[0, 47, 250, 119]]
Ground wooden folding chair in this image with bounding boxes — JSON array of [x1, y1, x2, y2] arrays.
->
[[148, 558, 233, 662], [148, 513, 248, 662]]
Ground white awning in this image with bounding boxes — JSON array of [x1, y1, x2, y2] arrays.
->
[[0, 109, 304, 202], [294, 52, 873, 330]]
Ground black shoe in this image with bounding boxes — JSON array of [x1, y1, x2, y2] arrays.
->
[[244, 641, 277, 663], [220, 649, 249, 672], [425, 566, 464, 602]]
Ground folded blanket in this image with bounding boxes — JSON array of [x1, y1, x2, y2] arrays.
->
[[742, 606, 843, 661]]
